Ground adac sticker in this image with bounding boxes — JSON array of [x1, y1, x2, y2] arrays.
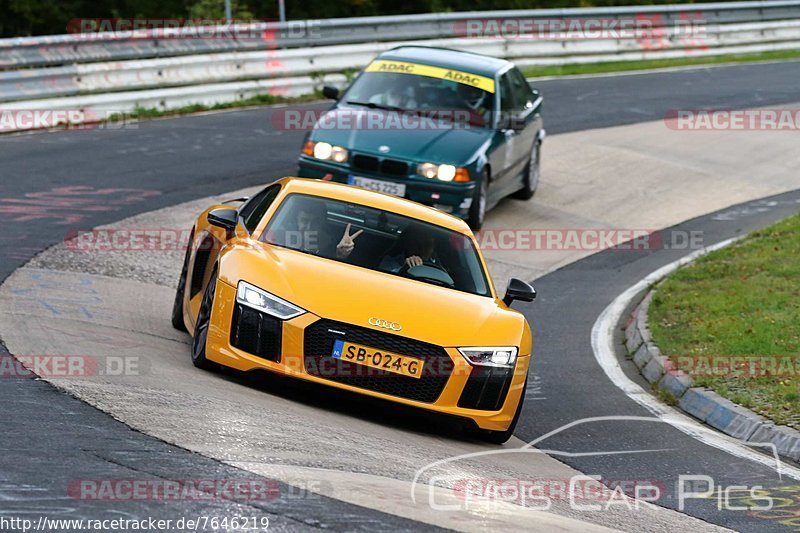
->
[[365, 60, 496, 94]]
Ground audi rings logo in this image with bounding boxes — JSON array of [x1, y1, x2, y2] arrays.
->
[[368, 317, 402, 331]]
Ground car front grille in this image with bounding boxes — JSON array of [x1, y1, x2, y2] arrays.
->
[[303, 319, 452, 403], [352, 154, 379, 172], [351, 154, 409, 178], [230, 304, 282, 362], [457, 365, 515, 411], [380, 159, 408, 177]]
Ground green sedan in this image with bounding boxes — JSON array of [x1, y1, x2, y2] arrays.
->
[[297, 45, 544, 230]]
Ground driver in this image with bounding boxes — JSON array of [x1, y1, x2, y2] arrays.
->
[[379, 223, 436, 273], [364, 73, 415, 108], [370, 85, 415, 109]]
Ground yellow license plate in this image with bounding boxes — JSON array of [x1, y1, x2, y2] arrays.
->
[[332, 340, 423, 379]]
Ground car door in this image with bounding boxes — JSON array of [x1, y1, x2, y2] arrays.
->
[[506, 67, 542, 192], [484, 72, 516, 205], [187, 185, 281, 327], [492, 69, 535, 197]]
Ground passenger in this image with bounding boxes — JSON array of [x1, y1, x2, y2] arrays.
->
[[293, 201, 362, 259]]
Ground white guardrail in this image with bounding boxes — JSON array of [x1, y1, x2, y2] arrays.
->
[[1, 0, 800, 131]]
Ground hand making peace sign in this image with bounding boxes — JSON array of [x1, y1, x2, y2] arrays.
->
[[336, 223, 363, 258]]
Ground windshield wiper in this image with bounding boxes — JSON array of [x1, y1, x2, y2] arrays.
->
[[345, 100, 407, 113]]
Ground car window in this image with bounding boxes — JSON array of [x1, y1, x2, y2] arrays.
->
[[240, 184, 280, 233], [509, 68, 533, 112], [499, 72, 515, 113], [261, 193, 490, 297], [342, 70, 495, 128]]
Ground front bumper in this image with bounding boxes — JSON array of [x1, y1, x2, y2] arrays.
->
[[207, 279, 529, 431], [297, 156, 476, 220]]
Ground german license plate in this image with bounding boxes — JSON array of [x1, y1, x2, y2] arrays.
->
[[331, 339, 422, 379], [348, 175, 406, 197]]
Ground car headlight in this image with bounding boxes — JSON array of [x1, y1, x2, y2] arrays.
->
[[418, 162, 438, 179], [437, 164, 456, 181], [458, 346, 518, 368], [305, 141, 348, 163], [236, 281, 305, 320], [417, 163, 470, 182]]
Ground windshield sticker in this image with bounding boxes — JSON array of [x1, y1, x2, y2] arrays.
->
[[365, 60, 496, 93]]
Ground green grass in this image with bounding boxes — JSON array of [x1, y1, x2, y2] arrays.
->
[[523, 49, 800, 78], [105, 91, 323, 123], [649, 213, 800, 426]]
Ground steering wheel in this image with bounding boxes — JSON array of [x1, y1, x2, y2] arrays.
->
[[399, 261, 455, 288]]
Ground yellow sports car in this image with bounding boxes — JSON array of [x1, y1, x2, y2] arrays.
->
[[172, 177, 535, 443]]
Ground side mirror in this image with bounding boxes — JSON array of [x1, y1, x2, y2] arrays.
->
[[503, 278, 536, 307], [207, 208, 238, 233], [322, 85, 340, 100]]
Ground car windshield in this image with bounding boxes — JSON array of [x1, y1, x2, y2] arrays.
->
[[342, 69, 495, 128], [261, 193, 491, 297]]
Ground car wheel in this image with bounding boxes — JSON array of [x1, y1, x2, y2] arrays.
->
[[467, 170, 488, 231], [475, 378, 527, 445], [514, 142, 540, 200], [170, 230, 193, 331], [191, 271, 219, 371]]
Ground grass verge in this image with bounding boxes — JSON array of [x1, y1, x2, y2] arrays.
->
[[649, 213, 800, 427], [106, 91, 323, 123], [523, 48, 800, 78]]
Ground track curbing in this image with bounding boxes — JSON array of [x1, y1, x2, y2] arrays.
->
[[623, 278, 800, 464]]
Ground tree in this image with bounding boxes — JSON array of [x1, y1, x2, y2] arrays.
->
[[188, 0, 255, 21]]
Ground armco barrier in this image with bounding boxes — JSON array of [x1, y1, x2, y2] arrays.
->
[[3, 0, 800, 69], [1, 1, 800, 132]]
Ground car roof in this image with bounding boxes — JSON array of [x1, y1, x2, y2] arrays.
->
[[377, 46, 510, 78], [274, 177, 473, 234]]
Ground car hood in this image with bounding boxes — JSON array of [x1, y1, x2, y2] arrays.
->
[[310, 107, 494, 165], [221, 244, 526, 348]]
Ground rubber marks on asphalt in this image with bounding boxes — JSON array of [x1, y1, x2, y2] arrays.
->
[[0, 186, 160, 225]]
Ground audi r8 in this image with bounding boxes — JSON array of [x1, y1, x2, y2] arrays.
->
[[172, 177, 535, 443]]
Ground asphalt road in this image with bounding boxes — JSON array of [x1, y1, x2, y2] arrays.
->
[[530, 60, 800, 134], [1, 59, 799, 528], [515, 190, 800, 532]]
